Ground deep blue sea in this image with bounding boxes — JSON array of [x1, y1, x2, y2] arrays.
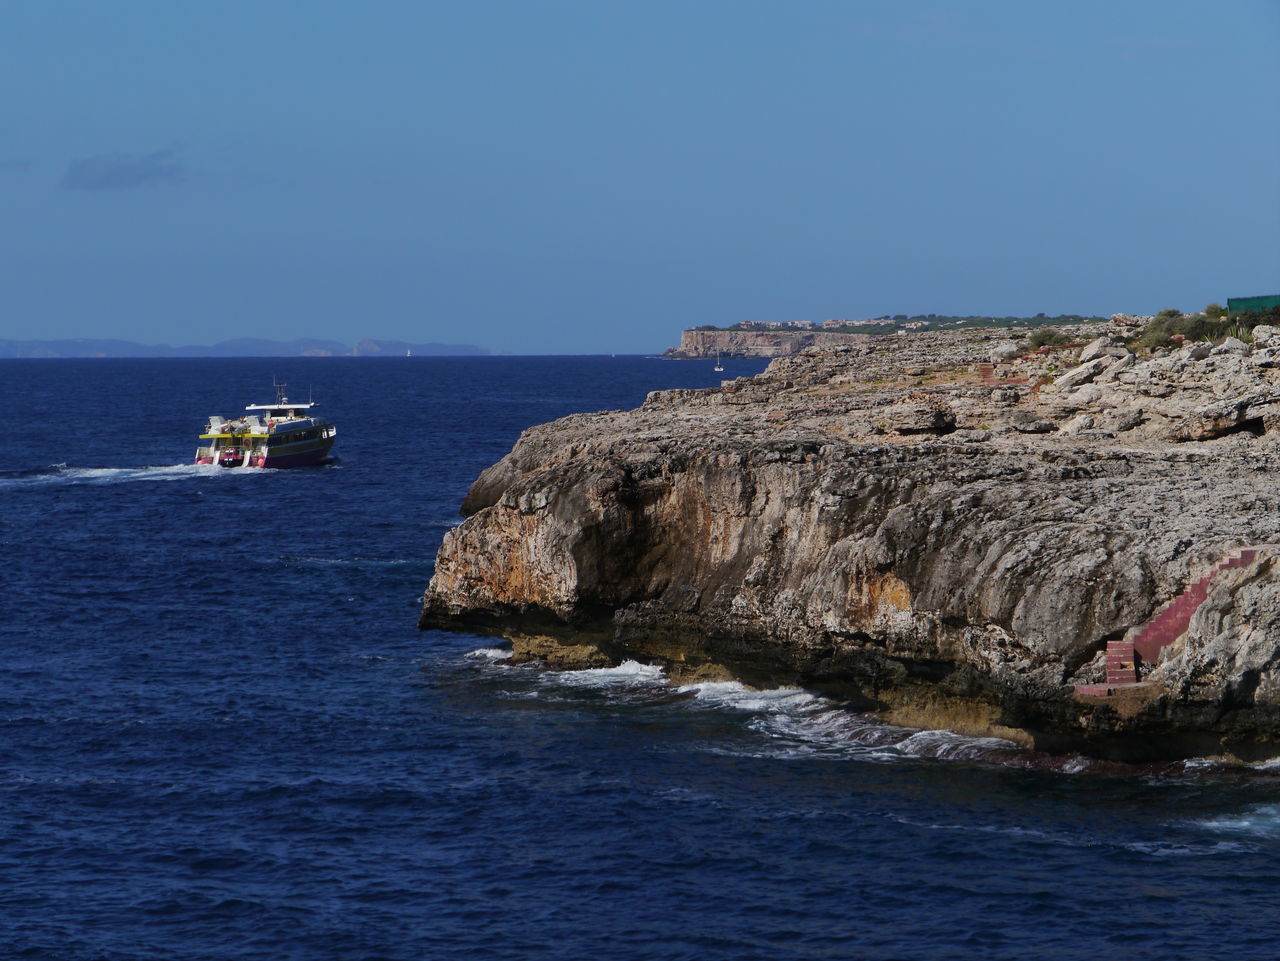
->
[[3, 356, 1280, 961]]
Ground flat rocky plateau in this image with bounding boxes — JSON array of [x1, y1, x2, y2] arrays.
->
[[421, 321, 1280, 761]]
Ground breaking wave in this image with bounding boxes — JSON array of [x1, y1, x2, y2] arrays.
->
[[469, 657, 1105, 773], [465, 647, 514, 661], [466, 657, 1280, 781], [541, 659, 667, 689], [677, 678, 1098, 770], [1195, 804, 1280, 839]]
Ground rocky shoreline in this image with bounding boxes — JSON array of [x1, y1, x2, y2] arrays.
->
[[421, 320, 1280, 761]]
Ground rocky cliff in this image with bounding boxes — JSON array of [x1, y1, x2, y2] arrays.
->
[[664, 327, 872, 358], [421, 322, 1280, 761]]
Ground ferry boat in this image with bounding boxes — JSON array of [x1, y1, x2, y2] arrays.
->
[[194, 382, 337, 468]]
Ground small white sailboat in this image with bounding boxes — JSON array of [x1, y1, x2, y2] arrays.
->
[[713, 352, 724, 372]]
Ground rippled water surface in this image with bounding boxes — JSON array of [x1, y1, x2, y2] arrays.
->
[[3, 356, 1280, 960]]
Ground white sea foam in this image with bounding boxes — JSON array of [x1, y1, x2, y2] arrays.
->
[[677, 680, 819, 714], [671, 678, 1045, 765], [1182, 757, 1226, 772], [466, 647, 513, 661], [1194, 804, 1280, 839], [1123, 839, 1251, 857], [763, 706, 907, 746], [1058, 756, 1093, 775], [895, 729, 1022, 761], [680, 679, 1012, 760], [1, 463, 235, 487], [887, 814, 1067, 844], [543, 659, 667, 688], [479, 657, 1065, 771], [287, 555, 422, 568]]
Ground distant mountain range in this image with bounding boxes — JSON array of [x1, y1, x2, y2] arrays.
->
[[0, 337, 488, 359]]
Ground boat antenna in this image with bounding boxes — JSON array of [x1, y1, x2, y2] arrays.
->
[[273, 376, 288, 405]]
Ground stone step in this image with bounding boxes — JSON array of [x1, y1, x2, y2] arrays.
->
[[1090, 547, 1268, 693], [1105, 636, 1138, 684], [1075, 682, 1154, 697]]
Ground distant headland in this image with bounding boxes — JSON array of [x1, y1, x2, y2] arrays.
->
[[664, 314, 1104, 359], [666, 303, 1280, 359], [0, 337, 489, 359]]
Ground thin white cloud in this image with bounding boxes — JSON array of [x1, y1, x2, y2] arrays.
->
[[61, 148, 182, 191]]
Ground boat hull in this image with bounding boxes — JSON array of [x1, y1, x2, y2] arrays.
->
[[194, 437, 335, 469], [260, 441, 334, 468]]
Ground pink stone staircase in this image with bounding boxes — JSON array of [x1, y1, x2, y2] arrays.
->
[[1076, 547, 1261, 696], [976, 361, 1031, 388], [1104, 639, 1137, 686]]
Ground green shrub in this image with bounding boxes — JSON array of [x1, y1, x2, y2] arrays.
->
[[1131, 312, 1272, 352], [1026, 327, 1069, 348], [1236, 306, 1280, 326]]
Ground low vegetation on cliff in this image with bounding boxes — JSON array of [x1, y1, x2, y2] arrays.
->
[[692, 313, 1105, 335]]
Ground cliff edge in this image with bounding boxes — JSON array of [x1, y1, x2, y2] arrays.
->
[[663, 327, 872, 358], [421, 323, 1280, 761]]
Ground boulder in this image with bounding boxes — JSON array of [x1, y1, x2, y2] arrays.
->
[[880, 402, 956, 435], [1175, 391, 1277, 441], [989, 340, 1023, 363], [990, 387, 1020, 405], [1052, 356, 1112, 390], [1104, 407, 1145, 432], [1212, 337, 1250, 356], [1060, 413, 1095, 435], [1078, 336, 1115, 364], [1252, 325, 1278, 346], [1008, 410, 1057, 433], [1110, 313, 1152, 328], [1094, 352, 1136, 383], [1252, 346, 1280, 368]]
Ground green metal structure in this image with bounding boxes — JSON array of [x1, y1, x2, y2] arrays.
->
[[1227, 294, 1280, 316]]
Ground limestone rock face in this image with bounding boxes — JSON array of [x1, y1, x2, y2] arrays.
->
[[663, 328, 872, 358], [1157, 558, 1280, 723], [1252, 325, 1279, 346], [422, 325, 1280, 760], [1078, 336, 1116, 363]]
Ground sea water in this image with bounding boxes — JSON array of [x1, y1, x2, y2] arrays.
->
[[2, 356, 1279, 960]]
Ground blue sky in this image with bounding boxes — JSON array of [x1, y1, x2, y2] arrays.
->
[[2, 1, 1277, 354]]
